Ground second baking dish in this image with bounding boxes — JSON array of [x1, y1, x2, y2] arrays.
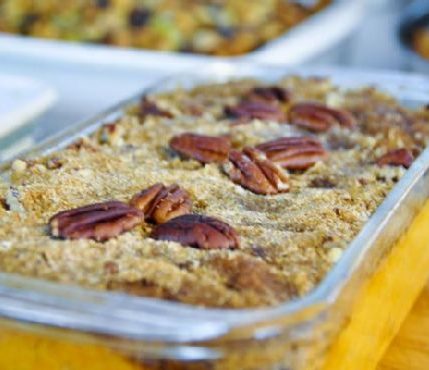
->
[[0, 0, 365, 70]]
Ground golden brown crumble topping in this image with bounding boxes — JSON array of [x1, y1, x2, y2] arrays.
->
[[1, 76, 428, 308]]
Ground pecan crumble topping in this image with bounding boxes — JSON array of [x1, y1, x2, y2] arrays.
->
[[1, 75, 428, 308]]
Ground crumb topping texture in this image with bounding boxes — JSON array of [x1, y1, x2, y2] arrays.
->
[[1, 76, 429, 308]]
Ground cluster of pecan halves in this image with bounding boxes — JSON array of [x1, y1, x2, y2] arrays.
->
[[225, 148, 290, 195], [49, 183, 240, 249], [130, 183, 192, 224], [169, 131, 328, 195], [224, 86, 414, 168], [224, 85, 357, 133]]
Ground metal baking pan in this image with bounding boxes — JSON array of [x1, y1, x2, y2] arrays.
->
[[0, 0, 365, 71], [399, 0, 429, 73], [1, 63, 429, 370]]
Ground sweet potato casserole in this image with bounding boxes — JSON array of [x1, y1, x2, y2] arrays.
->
[[0, 0, 329, 55], [1, 76, 429, 309]]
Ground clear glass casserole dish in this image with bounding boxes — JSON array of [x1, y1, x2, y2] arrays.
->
[[1, 63, 429, 370]]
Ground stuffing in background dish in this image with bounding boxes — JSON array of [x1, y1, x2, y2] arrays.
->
[[0, 0, 330, 55]]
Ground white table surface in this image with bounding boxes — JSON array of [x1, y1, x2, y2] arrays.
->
[[0, 0, 417, 159]]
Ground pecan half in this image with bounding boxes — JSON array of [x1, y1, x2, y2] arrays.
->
[[140, 97, 173, 118], [289, 102, 356, 132], [376, 148, 413, 168], [225, 101, 285, 123], [46, 157, 63, 170], [98, 122, 125, 146], [224, 148, 289, 195], [0, 198, 9, 211], [255, 136, 327, 170], [169, 133, 231, 164], [130, 183, 192, 224], [151, 214, 240, 249], [49, 201, 144, 241], [245, 86, 290, 104], [66, 138, 97, 152], [310, 177, 336, 189]]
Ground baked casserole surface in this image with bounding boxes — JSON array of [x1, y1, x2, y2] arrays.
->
[[1, 76, 429, 309]]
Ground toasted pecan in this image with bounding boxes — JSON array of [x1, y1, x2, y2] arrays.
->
[[49, 201, 144, 241], [66, 138, 97, 152], [255, 136, 327, 170], [245, 86, 290, 104], [289, 102, 356, 132], [169, 133, 231, 164], [140, 97, 173, 118], [130, 183, 192, 224], [224, 148, 289, 195], [151, 214, 240, 249], [45, 157, 63, 170], [0, 198, 9, 211], [376, 148, 414, 168], [225, 101, 286, 123]]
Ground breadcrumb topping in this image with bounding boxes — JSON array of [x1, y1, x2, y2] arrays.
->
[[1, 76, 428, 308]]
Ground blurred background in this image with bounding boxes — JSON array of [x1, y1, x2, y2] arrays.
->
[[0, 0, 426, 159]]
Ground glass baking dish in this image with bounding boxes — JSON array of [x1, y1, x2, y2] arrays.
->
[[1, 63, 429, 370]]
